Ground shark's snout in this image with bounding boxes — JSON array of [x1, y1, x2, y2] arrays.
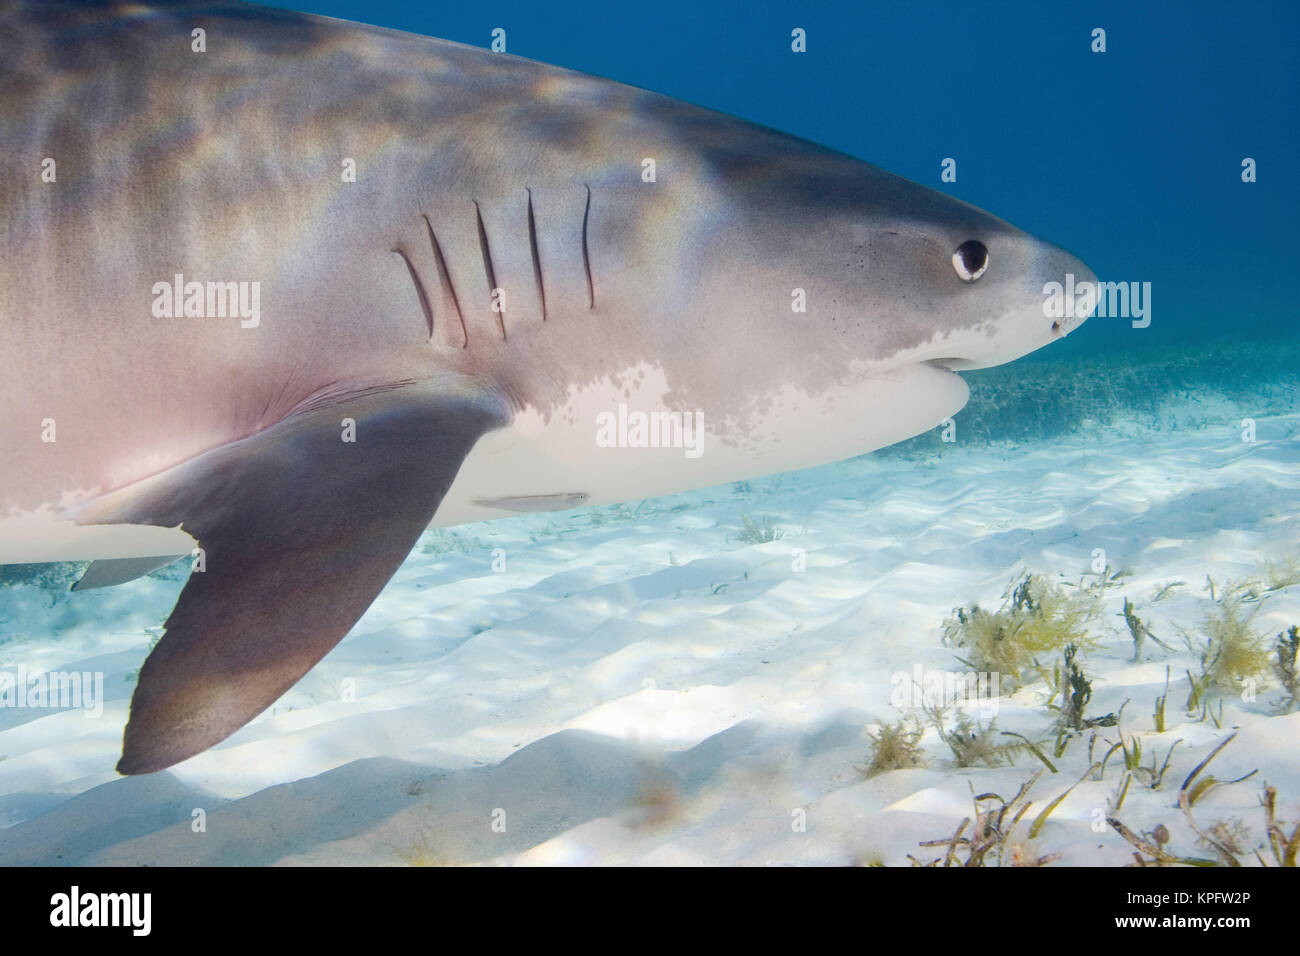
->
[[933, 235, 1097, 372], [1040, 242, 1098, 339]]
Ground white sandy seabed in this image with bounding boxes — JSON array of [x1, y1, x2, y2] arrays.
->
[[0, 404, 1297, 866]]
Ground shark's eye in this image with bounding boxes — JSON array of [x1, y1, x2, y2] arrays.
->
[[952, 240, 989, 282]]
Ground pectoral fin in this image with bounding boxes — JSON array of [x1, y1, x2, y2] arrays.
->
[[73, 382, 505, 775]]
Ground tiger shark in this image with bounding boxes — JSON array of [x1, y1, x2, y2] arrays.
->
[[0, 0, 1096, 774]]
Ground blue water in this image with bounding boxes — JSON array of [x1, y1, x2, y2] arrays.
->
[[296, 0, 1299, 354]]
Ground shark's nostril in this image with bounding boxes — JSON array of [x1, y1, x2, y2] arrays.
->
[[1051, 320, 1063, 336]]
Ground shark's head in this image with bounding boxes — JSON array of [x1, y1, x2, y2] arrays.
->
[[576, 111, 1098, 479], [801, 182, 1098, 376], [666, 128, 1097, 381], [815, 204, 1099, 375]]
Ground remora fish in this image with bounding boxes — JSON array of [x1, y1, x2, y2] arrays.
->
[[0, 0, 1096, 773]]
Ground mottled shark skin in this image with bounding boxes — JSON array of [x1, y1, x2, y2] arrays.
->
[[0, 0, 1096, 773]]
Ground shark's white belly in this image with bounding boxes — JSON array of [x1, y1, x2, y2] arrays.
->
[[434, 360, 969, 526]]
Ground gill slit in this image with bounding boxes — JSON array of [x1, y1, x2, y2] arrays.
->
[[391, 247, 434, 341], [474, 200, 506, 341], [582, 184, 595, 310], [526, 188, 546, 321], [422, 214, 468, 349]]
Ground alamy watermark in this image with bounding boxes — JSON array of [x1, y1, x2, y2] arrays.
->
[[890, 663, 1000, 718], [50, 886, 150, 936], [0, 666, 104, 718], [596, 403, 705, 459], [1044, 273, 1151, 329], [151, 273, 260, 328]]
